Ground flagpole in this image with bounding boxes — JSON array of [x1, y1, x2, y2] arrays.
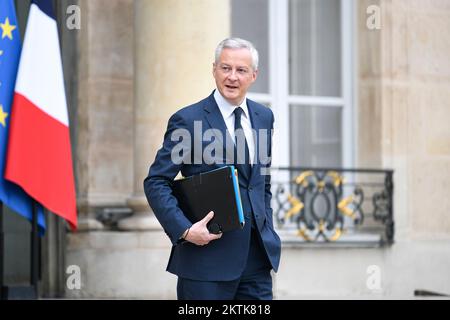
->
[[30, 200, 38, 298], [0, 203, 4, 300]]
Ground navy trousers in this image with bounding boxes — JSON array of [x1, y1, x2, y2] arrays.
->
[[177, 227, 273, 300]]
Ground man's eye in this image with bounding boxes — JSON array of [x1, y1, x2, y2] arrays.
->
[[221, 66, 231, 71], [238, 69, 248, 74]]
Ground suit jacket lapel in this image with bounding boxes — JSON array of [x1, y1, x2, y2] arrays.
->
[[203, 93, 235, 166]]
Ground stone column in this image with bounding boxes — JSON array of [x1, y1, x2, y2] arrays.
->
[[119, 0, 230, 230], [76, 0, 134, 230]]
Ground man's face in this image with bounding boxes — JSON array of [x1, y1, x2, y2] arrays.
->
[[213, 48, 258, 106]]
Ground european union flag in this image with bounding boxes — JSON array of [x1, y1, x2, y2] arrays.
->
[[0, 0, 45, 233]]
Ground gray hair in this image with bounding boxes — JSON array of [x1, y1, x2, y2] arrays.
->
[[215, 37, 259, 71]]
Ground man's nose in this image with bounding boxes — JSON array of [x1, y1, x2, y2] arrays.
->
[[228, 70, 238, 81]]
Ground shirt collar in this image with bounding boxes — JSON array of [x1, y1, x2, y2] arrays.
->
[[213, 89, 249, 121]]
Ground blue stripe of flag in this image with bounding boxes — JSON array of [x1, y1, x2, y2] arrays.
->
[[32, 0, 56, 20]]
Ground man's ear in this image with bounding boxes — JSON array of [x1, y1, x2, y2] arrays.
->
[[252, 69, 258, 82]]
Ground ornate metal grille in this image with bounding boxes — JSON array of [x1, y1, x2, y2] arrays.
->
[[271, 167, 394, 245]]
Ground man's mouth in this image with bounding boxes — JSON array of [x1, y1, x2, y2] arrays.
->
[[225, 85, 238, 90]]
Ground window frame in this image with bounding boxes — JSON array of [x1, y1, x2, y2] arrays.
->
[[246, 0, 356, 170]]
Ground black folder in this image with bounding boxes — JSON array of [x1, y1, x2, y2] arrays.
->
[[171, 166, 245, 234]]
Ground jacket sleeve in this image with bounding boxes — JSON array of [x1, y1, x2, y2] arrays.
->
[[143, 112, 192, 245], [264, 110, 275, 229]]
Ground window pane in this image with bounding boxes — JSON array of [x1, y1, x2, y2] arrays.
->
[[289, 0, 341, 97], [231, 0, 269, 94], [290, 105, 342, 167]]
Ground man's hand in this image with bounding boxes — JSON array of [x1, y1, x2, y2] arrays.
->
[[185, 211, 222, 246]]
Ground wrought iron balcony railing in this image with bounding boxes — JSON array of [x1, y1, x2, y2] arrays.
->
[[271, 167, 394, 246]]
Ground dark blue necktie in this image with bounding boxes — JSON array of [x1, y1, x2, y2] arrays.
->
[[234, 107, 251, 180], [234, 107, 255, 228]]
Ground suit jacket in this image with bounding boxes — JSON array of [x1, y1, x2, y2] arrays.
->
[[143, 91, 281, 281]]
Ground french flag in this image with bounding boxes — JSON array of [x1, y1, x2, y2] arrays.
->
[[5, 0, 77, 230]]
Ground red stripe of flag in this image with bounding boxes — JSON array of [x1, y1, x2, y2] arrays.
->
[[5, 93, 77, 229]]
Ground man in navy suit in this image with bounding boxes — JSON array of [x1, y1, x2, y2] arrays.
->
[[143, 38, 281, 300]]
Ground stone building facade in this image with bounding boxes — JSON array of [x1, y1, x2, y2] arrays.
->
[[4, 0, 449, 299]]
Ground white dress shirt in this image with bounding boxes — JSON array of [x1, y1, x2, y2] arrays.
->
[[213, 89, 255, 165]]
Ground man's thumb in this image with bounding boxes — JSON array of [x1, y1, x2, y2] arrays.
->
[[202, 211, 214, 224]]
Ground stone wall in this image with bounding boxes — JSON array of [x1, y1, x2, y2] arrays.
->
[[65, 0, 450, 299], [358, 0, 450, 240]]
